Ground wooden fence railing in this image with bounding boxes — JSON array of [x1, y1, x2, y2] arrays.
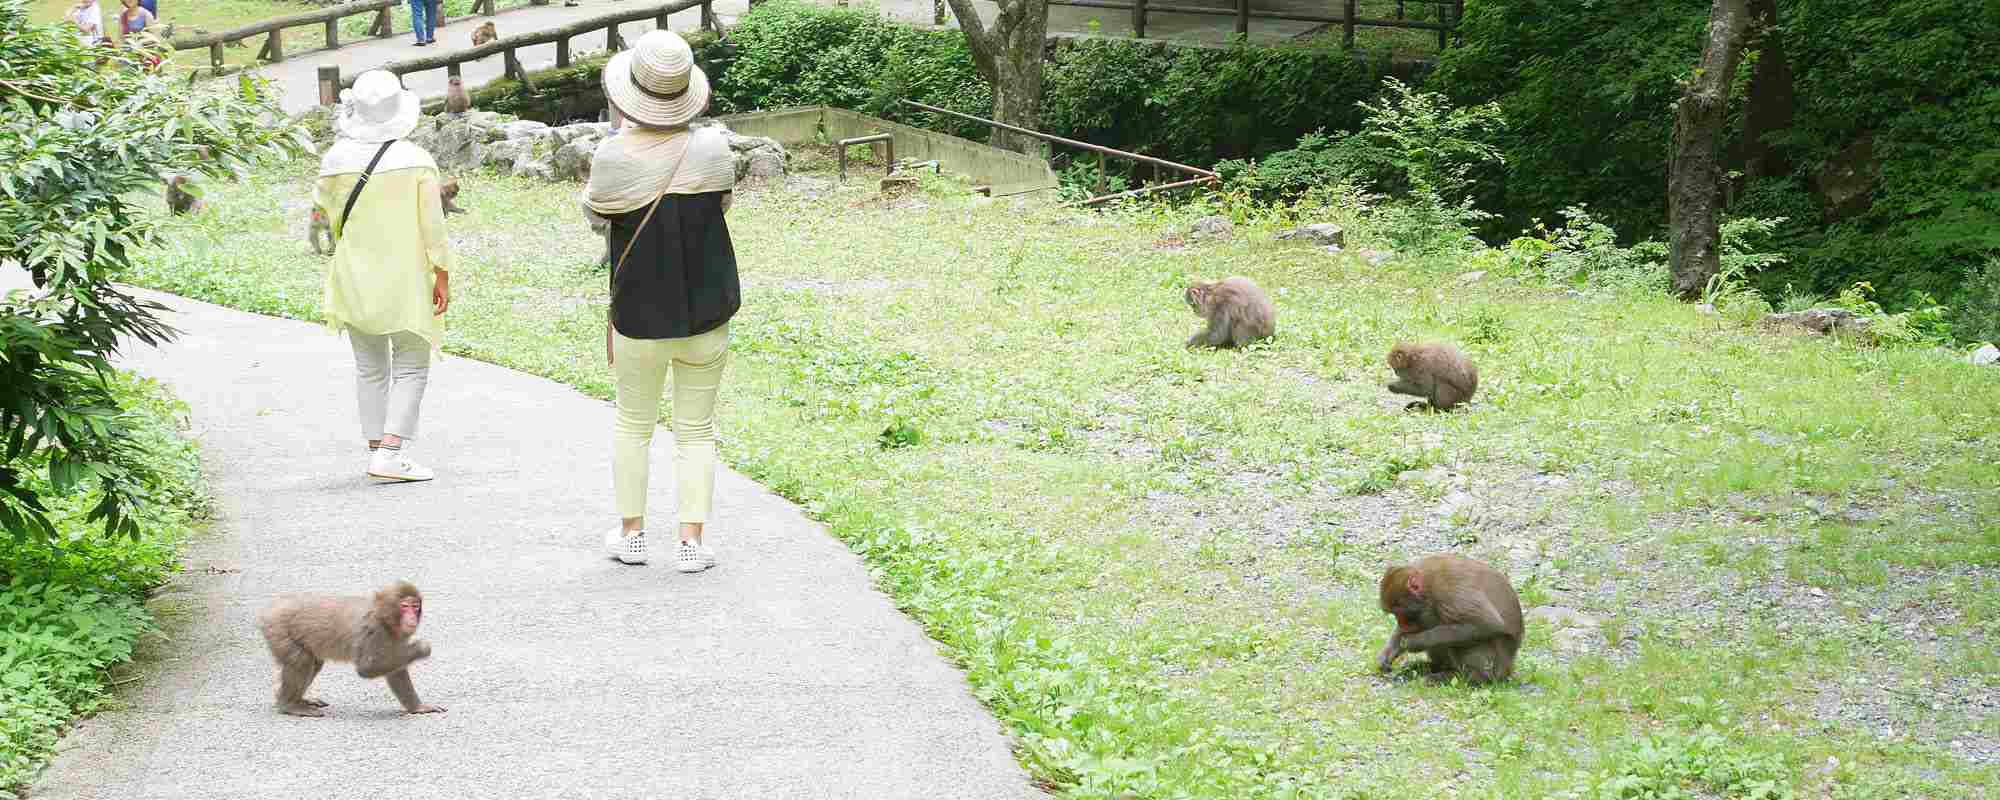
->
[[1049, 0, 1462, 48], [321, 0, 716, 99], [169, 0, 534, 76]]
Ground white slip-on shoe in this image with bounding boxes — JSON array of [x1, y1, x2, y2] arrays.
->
[[673, 540, 709, 573], [698, 544, 718, 570], [603, 528, 648, 566], [367, 448, 435, 482]]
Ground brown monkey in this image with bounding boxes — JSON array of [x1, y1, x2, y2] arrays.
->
[[1385, 341, 1479, 411], [165, 175, 203, 215], [308, 207, 334, 255], [1184, 276, 1276, 349], [470, 21, 498, 47], [256, 581, 445, 717], [439, 178, 466, 215], [444, 75, 471, 115], [1376, 553, 1524, 685]]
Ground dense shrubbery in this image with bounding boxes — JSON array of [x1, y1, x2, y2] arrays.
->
[[1429, 0, 2000, 326], [0, 373, 208, 791], [699, 1, 1407, 171]]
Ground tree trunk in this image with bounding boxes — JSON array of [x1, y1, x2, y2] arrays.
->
[[1668, 0, 1751, 301], [942, 0, 1050, 155], [1734, 0, 1793, 182]]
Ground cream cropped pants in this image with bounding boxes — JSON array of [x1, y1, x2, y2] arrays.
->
[[612, 324, 728, 523], [349, 329, 431, 441]]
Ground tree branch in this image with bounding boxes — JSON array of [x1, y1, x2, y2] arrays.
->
[[943, 0, 998, 83]]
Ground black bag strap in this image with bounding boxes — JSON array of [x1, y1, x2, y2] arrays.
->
[[334, 139, 397, 241]]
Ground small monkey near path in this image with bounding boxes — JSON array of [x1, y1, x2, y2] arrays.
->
[[257, 581, 444, 716], [1376, 553, 1524, 686]]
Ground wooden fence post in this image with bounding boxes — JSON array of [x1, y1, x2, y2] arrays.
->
[[1132, 0, 1147, 38], [447, 62, 462, 81], [655, 11, 671, 30], [557, 37, 571, 67], [606, 23, 623, 52], [373, 7, 392, 38], [505, 48, 524, 81], [1234, 0, 1248, 36], [702, 0, 718, 32], [325, 19, 338, 49], [318, 64, 340, 107], [1342, 0, 1356, 47], [209, 42, 223, 71]]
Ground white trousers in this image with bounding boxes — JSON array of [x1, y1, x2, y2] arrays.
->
[[349, 329, 432, 441]]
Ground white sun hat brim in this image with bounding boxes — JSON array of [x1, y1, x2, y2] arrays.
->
[[336, 73, 421, 143], [602, 31, 710, 129]]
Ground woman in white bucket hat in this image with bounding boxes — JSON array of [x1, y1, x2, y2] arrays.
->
[[313, 69, 456, 483], [582, 30, 740, 571]]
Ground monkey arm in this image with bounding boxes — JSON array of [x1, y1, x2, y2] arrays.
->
[[1400, 622, 1507, 652], [1385, 378, 1425, 397], [1375, 631, 1405, 672], [384, 669, 443, 714]]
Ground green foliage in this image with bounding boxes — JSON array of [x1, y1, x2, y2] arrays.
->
[[1557, 728, 1795, 800], [1949, 257, 2000, 346], [0, 0, 307, 543], [0, 372, 206, 791], [1041, 35, 1394, 168], [1431, 0, 2000, 325], [1828, 281, 1953, 347], [706, 0, 989, 140]]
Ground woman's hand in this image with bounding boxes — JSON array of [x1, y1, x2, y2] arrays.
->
[[432, 271, 450, 315]]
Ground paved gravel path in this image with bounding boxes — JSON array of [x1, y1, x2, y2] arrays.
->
[[20, 275, 1041, 799]]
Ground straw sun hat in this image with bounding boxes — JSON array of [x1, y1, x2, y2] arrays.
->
[[602, 30, 710, 129], [337, 69, 420, 143]]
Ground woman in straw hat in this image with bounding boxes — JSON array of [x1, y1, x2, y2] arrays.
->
[[583, 29, 740, 571], [313, 69, 455, 483]]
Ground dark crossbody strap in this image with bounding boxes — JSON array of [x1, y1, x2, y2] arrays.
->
[[334, 140, 397, 241]]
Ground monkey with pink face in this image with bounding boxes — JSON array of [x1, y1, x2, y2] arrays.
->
[[257, 580, 444, 717]]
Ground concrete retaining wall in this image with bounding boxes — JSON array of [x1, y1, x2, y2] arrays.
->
[[716, 107, 1061, 197]]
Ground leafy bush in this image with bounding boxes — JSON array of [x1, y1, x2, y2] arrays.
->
[[1556, 728, 1794, 800], [0, 372, 207, 791], [1951, 258, 2000, 346], [0, 0, 306, 542], [1431, 0, 2000, 322], [703, 1, 1413, 171]]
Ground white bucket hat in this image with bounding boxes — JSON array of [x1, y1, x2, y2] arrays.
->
[[602, 30, 709, 129], [337, 69, 420, 143]]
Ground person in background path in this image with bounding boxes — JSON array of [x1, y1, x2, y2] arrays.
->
[[116, 0, 154, 39], [583, 30, 740, 572], [313, 70, 455, 482], [68, 0, 103, 45], [409, 0, 435, 45]]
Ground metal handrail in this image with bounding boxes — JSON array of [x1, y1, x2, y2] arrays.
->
[[897, 99, 1218, 206]]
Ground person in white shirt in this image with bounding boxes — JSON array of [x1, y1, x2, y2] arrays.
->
[[68, 0, 104, 45]]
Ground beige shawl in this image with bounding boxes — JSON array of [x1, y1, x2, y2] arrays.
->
[[582, 124, 737, 217]]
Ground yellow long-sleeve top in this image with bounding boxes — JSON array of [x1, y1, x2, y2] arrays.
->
[[312, 139, 454, 350]]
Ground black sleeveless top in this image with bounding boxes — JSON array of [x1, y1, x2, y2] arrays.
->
[[605, 191, 739, 340]]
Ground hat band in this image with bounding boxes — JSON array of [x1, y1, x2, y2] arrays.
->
[[631, 64, 690, 102]]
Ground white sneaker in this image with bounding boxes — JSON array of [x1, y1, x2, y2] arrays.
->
[[367, 448, 435, 482], [603, 528, 648, 565], [673, 540, 710, 573], [699, 545, 718, 570]]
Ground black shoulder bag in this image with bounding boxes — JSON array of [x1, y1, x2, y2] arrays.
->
[[332, 140, 397, 242]]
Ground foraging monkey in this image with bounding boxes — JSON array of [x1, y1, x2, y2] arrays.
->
[[308, 207, 334, 255], [471, 20, 498, 47], [256, 580, 445, 717], [165, 175, 203, 215], [1183, 276, 1276, 349], [444, 75, 471, 115], [439, 177, 466, 215], [1376, 553, 1524, 685], [1385, 341, 1478, 411]]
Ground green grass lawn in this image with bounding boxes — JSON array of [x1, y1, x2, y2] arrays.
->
[[132, 147, 2000, 797]]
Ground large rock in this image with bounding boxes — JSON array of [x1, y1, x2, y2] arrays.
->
[[553, 121, 612, 144], [1760, 308, 1875, 340], [409, 114, 508, 171], [551, 136, 602, 183], [1188, 215, 1233, 241], [1277, 222, 1344, 248], [714, 127, 789, 182], [1971, 343, 2000, 367], [499, 119, 552, 140]]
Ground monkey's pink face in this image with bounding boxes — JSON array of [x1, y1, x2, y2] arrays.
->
[[398, 598, 422, 635]]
